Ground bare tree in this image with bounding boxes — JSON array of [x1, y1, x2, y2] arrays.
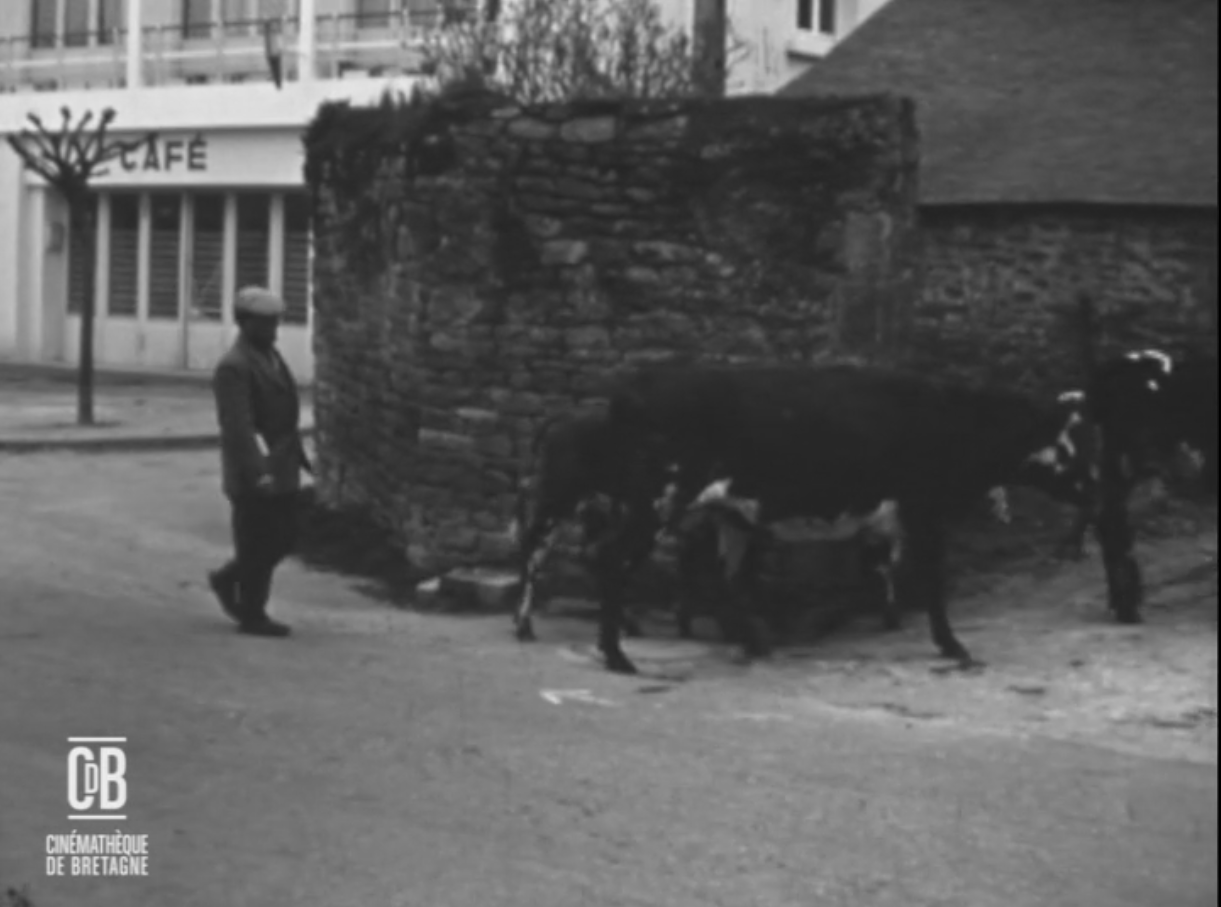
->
[[692, 0, 728, 97], [6, 107, 153, 425], [421, 0, 747, 104]]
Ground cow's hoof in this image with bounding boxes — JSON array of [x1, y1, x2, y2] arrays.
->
[[728, 645, 770, 665], [1114, 609, 1144, 626], [514, 621, 536, 642], [937, 642, 972, 663], [880, 614, 902, 632], [603, 651, 638, 675], [677, 624, 694, 640], [622, 617, 644, 639], [727, 647, 753, 666], [932, 657, 985, 675]]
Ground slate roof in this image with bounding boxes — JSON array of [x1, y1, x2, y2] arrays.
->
[[779, 0, 1219, 206]]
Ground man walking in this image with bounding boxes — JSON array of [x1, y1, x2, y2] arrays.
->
[[207, 286, 311, 637]]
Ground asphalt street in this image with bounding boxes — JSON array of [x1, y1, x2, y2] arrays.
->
[[0, 450, 1216, 907]]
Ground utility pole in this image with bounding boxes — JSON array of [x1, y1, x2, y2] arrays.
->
[[692, 0, 728, 97]]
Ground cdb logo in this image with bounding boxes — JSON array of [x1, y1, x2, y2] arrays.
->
[[67, 738, 128, 817]]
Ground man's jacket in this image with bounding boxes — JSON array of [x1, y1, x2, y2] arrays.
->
[[212, 335, 312, 499]]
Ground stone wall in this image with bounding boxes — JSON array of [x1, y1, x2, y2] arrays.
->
[[308, 90, 921, 572], [908, 205, 1219, 394]]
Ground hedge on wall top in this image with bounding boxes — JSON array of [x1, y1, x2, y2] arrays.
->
[[302, 79, 513, 278]]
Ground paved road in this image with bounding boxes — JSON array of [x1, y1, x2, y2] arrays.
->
[[1, 451, 1216, 907]]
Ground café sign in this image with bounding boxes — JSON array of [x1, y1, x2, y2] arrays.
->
[[88, 130, 305, 187], [116, 134, 209, 174]]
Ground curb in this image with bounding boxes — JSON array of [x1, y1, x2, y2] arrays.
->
[[0, 426, 316, 455]]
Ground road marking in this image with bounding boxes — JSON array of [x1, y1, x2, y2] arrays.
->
[[540, 689, 618, 707], [719, 712, 795, 723]]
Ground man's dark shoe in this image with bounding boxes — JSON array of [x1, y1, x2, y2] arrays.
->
[[208, 570, 243, 624], [238, 617, 292, 638]]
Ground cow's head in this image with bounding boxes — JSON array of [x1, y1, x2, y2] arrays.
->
[[652, 458, 742, 540], [1017, 388, 1097, 504], [1091, 348, 1188, 481]]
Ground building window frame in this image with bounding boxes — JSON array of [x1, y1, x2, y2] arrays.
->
[[796, 0, 837, 36], [789, 0, 838, 59], [181, 0, 266, 41], [29, 0, 121, 50]]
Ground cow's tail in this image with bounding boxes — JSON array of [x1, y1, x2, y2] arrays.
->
[[508, 414, 561, 547]]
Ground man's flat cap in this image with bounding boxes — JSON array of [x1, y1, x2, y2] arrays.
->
[[235, 286, 286, 317]]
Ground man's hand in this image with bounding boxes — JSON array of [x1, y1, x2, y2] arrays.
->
[[255, 474, 275, 494]]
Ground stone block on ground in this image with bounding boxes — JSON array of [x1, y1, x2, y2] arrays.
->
[[439, 566, 522, 612], [414, 577, 443, 608]]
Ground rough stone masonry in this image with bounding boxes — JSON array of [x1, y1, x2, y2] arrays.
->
[[308, 90, 920, 573]]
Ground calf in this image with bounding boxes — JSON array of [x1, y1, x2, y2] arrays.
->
[[661, 472, 908, 641], [579, 362, 1095, 674]]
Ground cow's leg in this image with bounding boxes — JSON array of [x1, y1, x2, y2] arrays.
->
[[617, 508, 661, 640], [905, 510, 972, 664], [514, 517, 559, 643], [1056, 504, 1093, 561], [1056, 482, 1097, 561], [594, 558, 636, 675], [588, 512, 646, 676], [673, 523, 713, 640], [717, 525, 770, 664], [1094, 459, 1143, 623], [582, 509, 647, 640], [875, 538, 903, 632]]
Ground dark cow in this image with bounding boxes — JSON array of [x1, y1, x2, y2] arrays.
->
[[1048, 357, 1215, 562], [576, 362, 1095, 675], [1064, 293, 1219, 619], [1084, 355, 1217, 620]]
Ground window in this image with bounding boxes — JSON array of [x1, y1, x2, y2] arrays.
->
[[282, 194, 311, 326], [149, 194, 183, 321], [233, 193, 270, 297], [182, 0, 213, 39], [356, 0, 394, 29], [190, 193, 226, 321], [97, 0, 122, 44], [67, 195, 100, 316], [181, 0, 264, 40], [107, 193, 140, 318], [29, 0, 121, 49], [796, 0, 837, 36]]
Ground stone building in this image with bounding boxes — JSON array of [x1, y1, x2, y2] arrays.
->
[[781, 0, 1219, 391]]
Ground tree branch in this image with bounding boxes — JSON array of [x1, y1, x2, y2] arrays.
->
[[5, 135, 59, 183], [64, 108, 96, 168]]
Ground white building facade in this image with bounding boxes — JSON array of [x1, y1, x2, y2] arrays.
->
[[1, 0, 890, 383], [655, 0, 891, 94], [0, 0, 438, 383]]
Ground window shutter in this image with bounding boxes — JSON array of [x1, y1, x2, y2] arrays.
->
[[148, 194, 182, 320], [282, 193, 311, 325], [107, 193, 140, 318], [191, 192, 226, 320]]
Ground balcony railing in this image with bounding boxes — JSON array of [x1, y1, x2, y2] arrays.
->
[[1, 28, 128, 93], [2, 9, 458, 94]]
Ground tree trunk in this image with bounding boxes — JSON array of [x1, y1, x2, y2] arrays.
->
[[71, 201, 97, 426], [692, 0, 728, 97]]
